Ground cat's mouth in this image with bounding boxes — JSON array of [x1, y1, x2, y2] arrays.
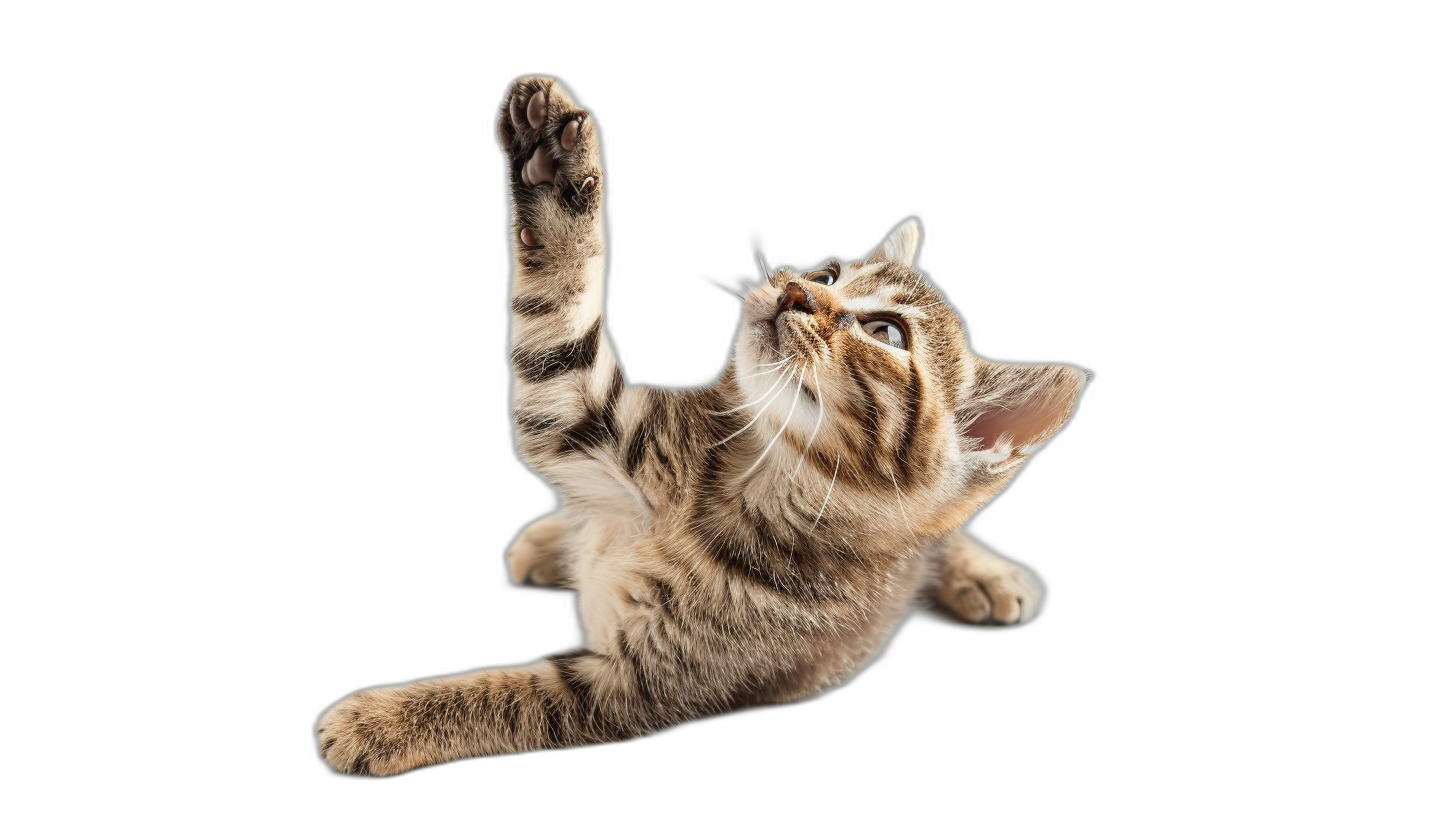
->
[[772, 310, 823, 358]]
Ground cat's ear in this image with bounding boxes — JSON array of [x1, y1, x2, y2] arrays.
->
[[869, 217, 921, 267], [958, 362, 1086, 453]]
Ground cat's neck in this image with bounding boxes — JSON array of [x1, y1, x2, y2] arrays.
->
[[699, 371, 923, 550]]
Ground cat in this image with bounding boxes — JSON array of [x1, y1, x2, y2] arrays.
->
[[317, 76, 1086, 775]]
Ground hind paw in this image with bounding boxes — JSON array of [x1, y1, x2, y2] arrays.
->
[[936, 537, 1043, 625]]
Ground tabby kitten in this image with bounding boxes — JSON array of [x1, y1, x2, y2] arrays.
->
[[317, 76, 1085, 775]]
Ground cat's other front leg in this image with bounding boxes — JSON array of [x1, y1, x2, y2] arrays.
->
[[499, 77, 624, 488], [934, 531, 1044, 625], [507, 512, 572, 587]]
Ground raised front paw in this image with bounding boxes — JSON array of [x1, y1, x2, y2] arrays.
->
[[317, 687, 424, 776], [497, 76, 601, 248]]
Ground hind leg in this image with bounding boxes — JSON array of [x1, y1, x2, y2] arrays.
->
[[934, 531, 1043, 625]]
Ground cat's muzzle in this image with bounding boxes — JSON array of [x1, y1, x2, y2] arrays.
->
[[777, 281, 817, 316]]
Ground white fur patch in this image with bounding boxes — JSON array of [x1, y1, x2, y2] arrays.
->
[[515, 377, 590, 420], [546, 451, 652, 521], [569, 513, 648, 652], [571, 256, 606, 336], [839, 295, 926, 325]]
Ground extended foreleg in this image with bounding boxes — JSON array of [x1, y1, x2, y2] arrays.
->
[[500, 78, 624, 482]]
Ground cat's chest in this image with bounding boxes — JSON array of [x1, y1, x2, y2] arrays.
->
[[567, 514, 650, 651], [550, 449, 653, 520]]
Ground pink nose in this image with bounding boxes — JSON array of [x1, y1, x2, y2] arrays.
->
[[778, 281, 816, 315]]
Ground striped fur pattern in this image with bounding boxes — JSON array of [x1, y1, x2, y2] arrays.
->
[[317, 77, 1086, 775]]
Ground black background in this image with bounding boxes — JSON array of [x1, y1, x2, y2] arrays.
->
[[273, 57, 1164, 804]]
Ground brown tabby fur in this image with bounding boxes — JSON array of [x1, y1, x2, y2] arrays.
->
[[317, 77, 1086, 775]]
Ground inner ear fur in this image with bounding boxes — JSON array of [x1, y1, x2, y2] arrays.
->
[[958, 361, 1085, 452]]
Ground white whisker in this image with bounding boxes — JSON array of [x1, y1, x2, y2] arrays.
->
[[704, 278, 746, 300], [744, 357, 793, 378], [837, 535, 869, 569], [809, 455, 841, 532], [755, 250, 771, 282], [711, 369, 795, 448], [791, 363, 825, 478], [742, 365, 804, 478], [711, 367, 795, 415], [889, 470, 914, 537]]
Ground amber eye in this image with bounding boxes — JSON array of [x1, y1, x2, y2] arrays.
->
[[861, 318, 907, 350], [806, 271, 836, 286]]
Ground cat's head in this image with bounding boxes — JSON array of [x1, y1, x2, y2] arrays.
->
[[731, 218, 1085, 538]]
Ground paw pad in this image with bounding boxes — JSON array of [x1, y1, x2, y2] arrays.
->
[[523, 145, 556, 186], [527, 90, 547, 129], [500, 78, 600, 246]]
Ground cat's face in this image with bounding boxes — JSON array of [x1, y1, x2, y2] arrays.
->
[[731, 219, 1084, 537]]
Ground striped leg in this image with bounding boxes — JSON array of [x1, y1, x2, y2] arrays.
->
[[316, 83, 690, 775], [317, 628, 722, 774], [935, 531, 1043, 625], [499, 77, 624, 491]]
